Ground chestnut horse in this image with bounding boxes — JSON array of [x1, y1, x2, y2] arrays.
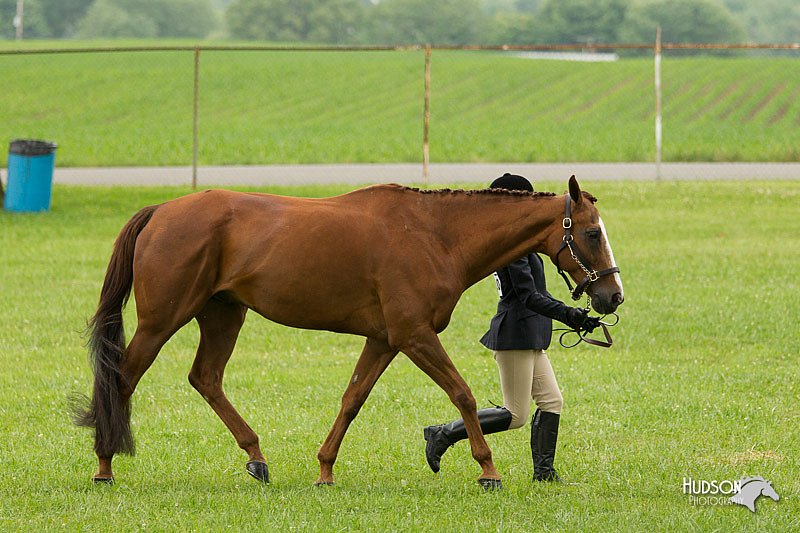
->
[[74, 176, 623, 488]]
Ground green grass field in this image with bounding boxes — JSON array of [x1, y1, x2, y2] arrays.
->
[[1, 42, 799, 166], [0, 181, 798, 530]]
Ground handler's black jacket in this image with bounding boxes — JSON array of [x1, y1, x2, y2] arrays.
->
[[480, 254, 570, 351]]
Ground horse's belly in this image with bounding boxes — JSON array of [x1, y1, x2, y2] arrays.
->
[[226, 268, 385, 338]]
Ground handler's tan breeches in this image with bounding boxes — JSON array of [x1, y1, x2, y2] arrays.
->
[[494, 349, 563, 429]]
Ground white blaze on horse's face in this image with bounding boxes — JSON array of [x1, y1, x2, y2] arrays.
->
[[598, 217, 624, 300]]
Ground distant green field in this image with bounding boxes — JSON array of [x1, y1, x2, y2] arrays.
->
[[1, 181, 799, 530], [1, 42, 799, 166]]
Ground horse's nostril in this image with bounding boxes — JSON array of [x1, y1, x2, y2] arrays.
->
[[612, 293, 624, 305]]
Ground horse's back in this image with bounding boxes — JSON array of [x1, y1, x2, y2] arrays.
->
[[133, 188, 402, 336]]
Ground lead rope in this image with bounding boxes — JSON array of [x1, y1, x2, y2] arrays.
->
[[555, 295, 619, 349]]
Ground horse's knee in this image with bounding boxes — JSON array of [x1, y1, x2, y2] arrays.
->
[[340, 390, 369, 421], [472, 445, 493, 464], [341, 403, 362, 422], [451, 389, 477, 414]]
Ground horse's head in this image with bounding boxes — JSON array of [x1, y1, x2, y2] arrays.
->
[[731, 477, 780, 512], [545, 176, 624, 315]]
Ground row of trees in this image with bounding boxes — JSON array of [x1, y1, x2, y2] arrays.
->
[[2, 0, 797, 45], [0, 0, 217, 39]]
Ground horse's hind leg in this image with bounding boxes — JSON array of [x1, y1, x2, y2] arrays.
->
[[94, 322, 178, 482], [316, 337, 398, 486], [188, 298, 269, 481]]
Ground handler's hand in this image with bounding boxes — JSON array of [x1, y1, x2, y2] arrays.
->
[[565, 307, 601, 333], [565, 307, 587, 329], [582, 315, 602, 333]]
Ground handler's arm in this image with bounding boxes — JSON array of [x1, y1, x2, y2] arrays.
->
[[506, 257, 572, 322]]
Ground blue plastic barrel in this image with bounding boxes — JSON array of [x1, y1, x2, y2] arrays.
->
[[4, 139, 57, 212]]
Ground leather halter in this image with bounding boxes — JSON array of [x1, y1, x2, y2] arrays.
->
[[554, 194, 621, 301]]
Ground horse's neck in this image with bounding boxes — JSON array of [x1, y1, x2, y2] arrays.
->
[[433, 192, 563, 287]]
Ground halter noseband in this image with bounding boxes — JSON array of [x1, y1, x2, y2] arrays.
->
[[555, 194, 620, 301]]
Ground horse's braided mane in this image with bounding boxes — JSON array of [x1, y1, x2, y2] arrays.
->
[[400, 185, 558, 199]]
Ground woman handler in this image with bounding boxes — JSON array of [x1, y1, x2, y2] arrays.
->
[[422, 173, 599, 482]]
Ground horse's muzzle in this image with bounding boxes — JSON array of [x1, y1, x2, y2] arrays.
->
[[592, 291, 623, 315]]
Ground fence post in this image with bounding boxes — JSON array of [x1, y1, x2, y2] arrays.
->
[[192, 46, 200, 189], [14, 0, 23, 41], [654, 27, 662, 180], [422, 44, 432, 184]]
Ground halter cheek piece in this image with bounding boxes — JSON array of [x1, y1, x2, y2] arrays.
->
[[554, 194, 620, 301]]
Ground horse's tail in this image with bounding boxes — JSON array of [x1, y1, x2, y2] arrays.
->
[[72, 204, 159, 457]]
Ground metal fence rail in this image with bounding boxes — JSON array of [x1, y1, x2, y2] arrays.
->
[[2, 40, 798, 187]]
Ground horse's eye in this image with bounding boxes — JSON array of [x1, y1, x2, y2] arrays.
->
[[586, 229, 601, 241]]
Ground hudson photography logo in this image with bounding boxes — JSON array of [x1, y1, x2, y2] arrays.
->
[[682, 476, 780, 512]]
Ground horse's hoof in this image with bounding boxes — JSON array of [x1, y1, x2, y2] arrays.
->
[[478, 478, 503, 491], [92, 476, 114, 485], [314, 480, 335, 487], [246, 460, 270, 483]]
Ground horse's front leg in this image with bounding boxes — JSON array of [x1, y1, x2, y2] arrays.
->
[[315, 338, 397, 486], [401, 328, 502, 489]]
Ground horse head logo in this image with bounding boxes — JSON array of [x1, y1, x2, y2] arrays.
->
[[729, 476, 780, 513]]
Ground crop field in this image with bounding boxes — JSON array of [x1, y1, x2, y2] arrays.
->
[[1, 42, 799, 166], [0, 180, 798, 530]]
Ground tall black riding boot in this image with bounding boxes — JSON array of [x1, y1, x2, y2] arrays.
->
[[531, 408, 562, 482], [423, 407, 512, 473]]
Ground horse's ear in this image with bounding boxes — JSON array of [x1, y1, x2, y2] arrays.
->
[[568, 175, 582, 205]]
